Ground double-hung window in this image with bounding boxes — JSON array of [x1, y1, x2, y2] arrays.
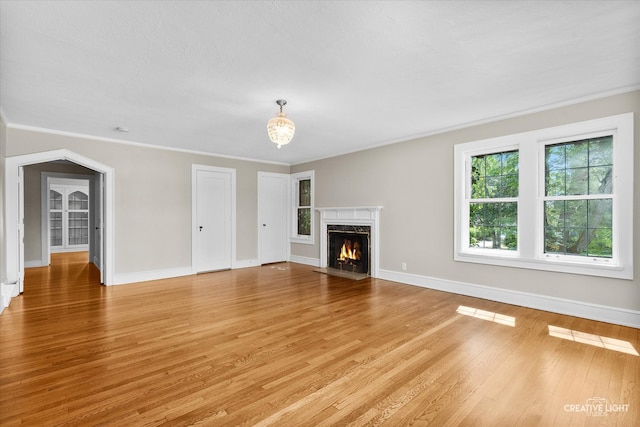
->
[[455, 113, 633, 279], [291, 170, 314, 244]]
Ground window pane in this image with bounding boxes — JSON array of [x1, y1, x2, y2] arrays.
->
[[544, 200, 564, 228], [485, 153, 501, 176], [50, 190, 62, 210], [474, 226, 517, 250], [500, 202, 517, 226], [545, 170, 565, 197], [485, 177, 500, 198], [565, 200, 587, 229], [502, 151, 519, 175], [68, 212, 89, 245], [589, 166, 612, 194], [502, 226, 518, 250], [469, 203, 484, 247], [471, 226, 491, 248], [544, 199, 612, 258], [566, 168, 588, 195], [588, 199, 612, 229], [545, 227, 565, 254], [482, 202, 498, 225], [68, 191, 88, 210], [470, 203, 485, 226], [297, 208, 311, 236], [545, 145, 565, 170], [589, 137, 613, 166], [545, 136, 613, 196], [299, 179, 311, 207], [565, 141, 588, 168], [588, 229, 612, 257], [501, 174, 518, 198], [471, 155, 485, 176], [471, 150, 519, 199], [471, 177, 486, 199], [469, 202, 517, 250], [565, 228, 588, 255], [50, 212, 62, 246]]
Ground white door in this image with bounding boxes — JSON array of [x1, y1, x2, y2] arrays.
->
[[194, 167, 234, 273], [258, 172, 289, 264], [95, 172, 105, 283], [18, 166, 25, 293]]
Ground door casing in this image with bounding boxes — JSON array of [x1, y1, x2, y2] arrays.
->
[[191, 164, 236, 273], [5, 149, 114, 290]]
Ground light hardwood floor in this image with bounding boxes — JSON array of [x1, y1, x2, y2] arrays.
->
[[1, 252, 638, 426]]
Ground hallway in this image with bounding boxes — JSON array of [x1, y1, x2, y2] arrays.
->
[[19, 251, 102, 309]]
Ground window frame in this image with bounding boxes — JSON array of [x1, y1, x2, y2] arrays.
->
[[290, 170, 314, 245], [539, 132, 615, 262], [454, 113, 634, 280]]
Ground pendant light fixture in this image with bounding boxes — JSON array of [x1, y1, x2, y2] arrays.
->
[[267, 99, 295, 148]]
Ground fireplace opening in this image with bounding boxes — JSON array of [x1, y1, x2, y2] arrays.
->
[[327, 225, 370, 276]]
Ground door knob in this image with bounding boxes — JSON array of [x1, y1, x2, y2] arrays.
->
[[199, 226, 203, 231], [263, 224, 266, 227]]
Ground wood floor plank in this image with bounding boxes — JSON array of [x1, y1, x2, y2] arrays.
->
[[1, 252, 638, 426]]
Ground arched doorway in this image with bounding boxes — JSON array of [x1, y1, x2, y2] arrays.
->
[[5, 149, 114, 296]]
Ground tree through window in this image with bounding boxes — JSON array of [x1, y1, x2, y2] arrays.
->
[[297, 178, 311, 236], [291, 170, 314, 244], [544, 136, 613, 258], [469, 150, 518, 250]]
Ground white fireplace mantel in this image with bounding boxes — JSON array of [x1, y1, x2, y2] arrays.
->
[[317, 206, 382, 278]]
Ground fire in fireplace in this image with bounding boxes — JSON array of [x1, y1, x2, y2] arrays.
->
[[327, 225, 370, 275], [338, 239, 361, 262]]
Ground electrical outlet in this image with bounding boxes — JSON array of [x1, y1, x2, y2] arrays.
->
[[401, 262, 407, 271]]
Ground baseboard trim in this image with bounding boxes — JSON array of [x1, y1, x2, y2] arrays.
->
[[378, 269, 640, 328], [233, 259, 258, 269], [113, 267, 193, 286], [1, 282, 21, 314], [289, 255, 320, 267], [112, 261, 262, 286], [25, 260, 47, 268]]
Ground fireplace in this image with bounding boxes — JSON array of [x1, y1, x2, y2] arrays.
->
[[317, 206, 382, 278], [327, 225, 371, 275]]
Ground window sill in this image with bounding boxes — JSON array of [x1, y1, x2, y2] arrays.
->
[[455, 251, 632, 280], [291, 236, 314, 245]]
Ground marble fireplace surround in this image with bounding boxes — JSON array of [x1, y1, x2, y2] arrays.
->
[[317, 206, 382, 278]]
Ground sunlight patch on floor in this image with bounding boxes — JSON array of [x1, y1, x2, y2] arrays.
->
[[456, 305, 516, 327], [548, 325, 639, 356]]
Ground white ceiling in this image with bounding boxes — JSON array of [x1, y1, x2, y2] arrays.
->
[[1, 1, 639, 165]]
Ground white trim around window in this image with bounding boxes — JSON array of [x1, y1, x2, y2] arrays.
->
[[290, 170, 314, 245], [454, 113, 634, 280]]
